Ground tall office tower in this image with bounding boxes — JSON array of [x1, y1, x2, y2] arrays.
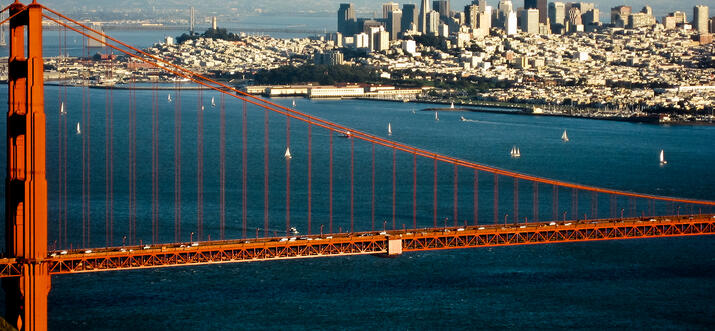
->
[[549, 2, 565, 26], [641, 6, 652, 16], [387, 9, 402, 40], [433, 0, 450, 20], [338, 3, 357, 35], [694, 5, 709, 33], [710, 17, 715, 33], [383, 2, 399, 19], [190, 6, 195, 35], [568, 7, 582, 26], [478, 0, 488, 13], [427, 10, 441, 35], [670, 11, 687, 24], [572, 2, 595, 15], [465, 4, 479, 28], [401, 4, 418, 32], [505, 10, 518, 34], [211, 16, 217, 30], [419, 0, 430, 33], [524, 0, 547, 24], [521, 8, 539, 34], [581, 9, 599, 25], [497, 0, 512, 20], [479, 6, 493, 32], [611, 5, 631, 27]]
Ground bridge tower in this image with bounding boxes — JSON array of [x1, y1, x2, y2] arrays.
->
[[3, 1, 50, 330]]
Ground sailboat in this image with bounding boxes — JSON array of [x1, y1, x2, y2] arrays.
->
[[211, 97, 216, 107], [201, 105, 205, 111], [459, 116, 466, 121], [659, 149, 667, 165], [388, 122, 392, 136], [292, 99, 296, 107], [284, 147, 292, 160], [340, 130, 352, 138], [561, 129, 569, 142], [60, 102, 66, 115], [76, 122, 81, 135], [435, 111, 439, 121], [510, 145, 520, 158], [167, 94, 172, 103], [450, 102, 454, 109]]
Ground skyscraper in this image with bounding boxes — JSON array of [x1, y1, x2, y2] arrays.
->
[[465, 4, 479, 29], [338, 3, 357, 35], [693, 5, 709, 34], [497, 0, 513, 22], [419, 0, 430, 33], [522, 8, 539, 34], [383, 2, 399, 19], [427, 10, 440, 35], [387, 9, 402, 40], [549, 2, 565, 26], [401, 4, 418, 32], [611, 6, 631, 28], [524, 0, 547, 25], [505, 10, 518, 35], [433, 0, 450, 20]]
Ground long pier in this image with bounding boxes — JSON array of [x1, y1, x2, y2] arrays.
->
[[0, 214, 712, 277]]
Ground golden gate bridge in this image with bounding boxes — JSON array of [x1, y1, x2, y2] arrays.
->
[[1, 1, 714, 330]]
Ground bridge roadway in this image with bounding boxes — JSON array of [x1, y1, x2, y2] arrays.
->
[[0, 214, 712, 277]]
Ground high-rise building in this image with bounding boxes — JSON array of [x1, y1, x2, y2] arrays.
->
[[611, 6, 631, 28], [465, 4, 479, 29], [505, 10, 518, 34], [383, 2, 399, 19], [522, 8, 539, 34], [497, 0, 513, 22], [338, 3, 357, 35], [549, 2, 565, 26], [427, 10, 441, 35], [419, 0, 430, 33], [693, 5, 709, 34], [433, 0, 450, 20], [401, 4, 418, 32], [581, 9, 599, 25], [479, 6, 492, 32], [710, 17, 715, 33], [567, 7, 582, 26], [524, 0, 547, 25], [387, 9, 402, 40], [669, 11, 687, 25]]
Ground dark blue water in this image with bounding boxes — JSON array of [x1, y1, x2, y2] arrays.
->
[[0, 86, 713, 329]]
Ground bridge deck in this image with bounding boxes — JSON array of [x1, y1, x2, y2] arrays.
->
[[0, 215, 712, 277]]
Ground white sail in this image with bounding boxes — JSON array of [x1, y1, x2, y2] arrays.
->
[[450, 102, 454, 109], [211, 97, 216, 107], [561, 129, 569, 142], [510, 145, 520, 158], [201, 105, 205, 111], [516, 147, 520, 157], [76, 122, 81, 135], [388, 122, 392, 136], [435, 111, 439, 121], [292, 99, 296, 107], [659, 149, 667, 164], [60, 102, 66, 115], [167, 94, 172, 102], [284, 147, 292, 159]]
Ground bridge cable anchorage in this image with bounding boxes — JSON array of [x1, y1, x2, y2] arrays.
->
[[40, 6, 715, 207]]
